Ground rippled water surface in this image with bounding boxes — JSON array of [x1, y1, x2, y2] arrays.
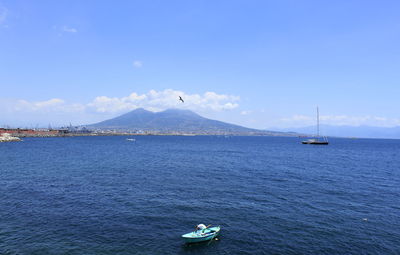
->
[[1, 136, 400, 254]]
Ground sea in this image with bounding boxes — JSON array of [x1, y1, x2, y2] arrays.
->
[[0, 136, 399, 255]]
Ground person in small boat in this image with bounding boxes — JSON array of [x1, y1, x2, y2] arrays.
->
[[195, 224, 210, 234]]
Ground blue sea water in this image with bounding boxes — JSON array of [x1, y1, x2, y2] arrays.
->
[[0, 136, 399, 255]]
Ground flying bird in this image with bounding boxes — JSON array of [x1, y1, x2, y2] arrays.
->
[[179, 96, 184, 103]]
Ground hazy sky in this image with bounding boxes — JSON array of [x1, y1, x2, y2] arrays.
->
[[1, 0, 400, 129]]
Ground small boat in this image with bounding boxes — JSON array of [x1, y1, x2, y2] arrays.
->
[[181, 226, 221, 243], [302, 106, 329, 145], [126, 138, 136, 141]]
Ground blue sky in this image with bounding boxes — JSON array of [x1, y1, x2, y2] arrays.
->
[[1, 0, 400, 128]]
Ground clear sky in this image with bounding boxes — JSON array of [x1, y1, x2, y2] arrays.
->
[[1, 0, 400, 129]]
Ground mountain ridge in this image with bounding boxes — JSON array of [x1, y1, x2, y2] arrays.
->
[[88, 108, 293, 136]]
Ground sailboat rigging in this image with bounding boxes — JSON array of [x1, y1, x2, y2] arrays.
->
[[302, 107, 329, 145]]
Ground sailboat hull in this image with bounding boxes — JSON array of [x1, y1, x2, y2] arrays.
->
[[302, 141, 329, 145]]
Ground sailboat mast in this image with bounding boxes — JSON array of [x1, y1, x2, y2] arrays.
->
[[317, 106, 319, 138]]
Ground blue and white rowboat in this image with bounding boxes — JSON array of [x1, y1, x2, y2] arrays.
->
[[181, 226, 221, 243]]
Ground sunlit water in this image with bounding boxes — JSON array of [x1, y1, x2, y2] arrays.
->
[[1, 136, 399, 254]]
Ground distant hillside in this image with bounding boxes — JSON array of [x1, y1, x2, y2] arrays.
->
[[88, 108, 293, 136], [277, 125, 400, 139]]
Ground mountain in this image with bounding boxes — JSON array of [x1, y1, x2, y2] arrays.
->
[[88, 108, 292, 135], [276, 125, 400, 139]]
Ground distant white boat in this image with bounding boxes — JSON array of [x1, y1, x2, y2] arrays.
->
[[302, 107, 329, 145], [126, 138, 136, 142]]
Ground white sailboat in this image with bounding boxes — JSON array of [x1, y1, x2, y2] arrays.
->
[[302, 107, 329, 145]]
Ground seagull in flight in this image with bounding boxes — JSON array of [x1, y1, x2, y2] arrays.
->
[[179, 96, 184, 103]]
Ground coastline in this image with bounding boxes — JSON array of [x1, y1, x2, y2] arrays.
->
[[0, 128, 299, 138], [11, 132, 297, 138]]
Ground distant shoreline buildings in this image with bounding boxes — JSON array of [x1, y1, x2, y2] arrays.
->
[[0, 128, 69, 137], [0, 127, 297, 138]]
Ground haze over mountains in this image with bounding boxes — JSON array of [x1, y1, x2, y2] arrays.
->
[[88, 108, 292, 136]]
